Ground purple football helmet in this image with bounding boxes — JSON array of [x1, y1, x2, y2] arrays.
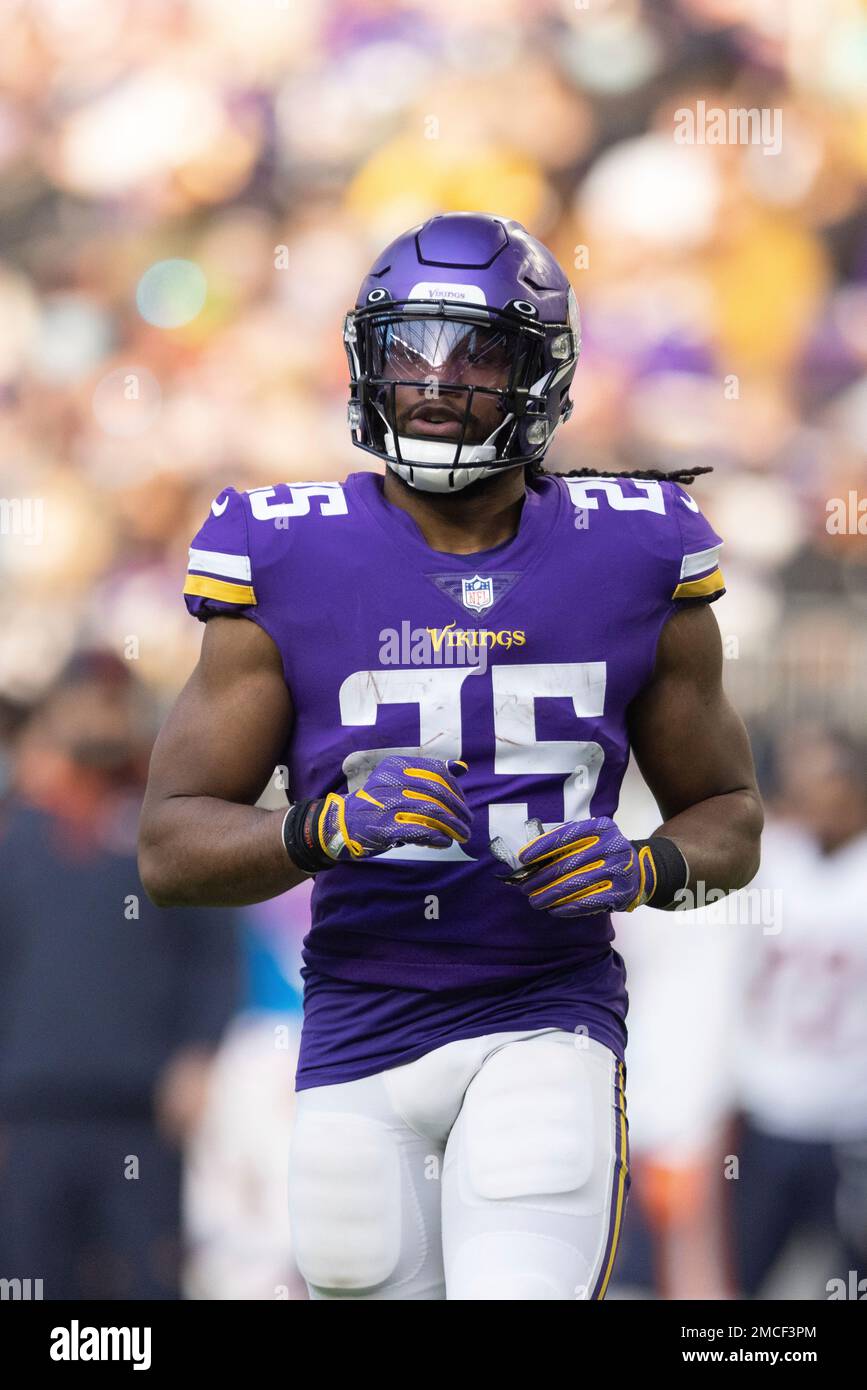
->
[[344, 212, 581, 492]]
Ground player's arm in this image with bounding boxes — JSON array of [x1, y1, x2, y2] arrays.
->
[[626, 602, 762, 895], [138, 616, 304, 908]]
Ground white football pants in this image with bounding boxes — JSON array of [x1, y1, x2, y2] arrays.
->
[[288, 1028, 629, 1300]]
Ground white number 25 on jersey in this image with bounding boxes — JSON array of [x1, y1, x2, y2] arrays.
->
[[338, 663, 606, 862]]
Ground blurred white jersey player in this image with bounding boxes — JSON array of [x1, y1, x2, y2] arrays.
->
[[732, 727, 867, 1296]]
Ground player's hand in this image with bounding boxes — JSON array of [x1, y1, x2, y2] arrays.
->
[[285, 756, 472, 870], [490, 815, 655, 917]]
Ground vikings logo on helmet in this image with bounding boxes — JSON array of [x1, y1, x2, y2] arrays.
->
[[344, 213, 581, 494]]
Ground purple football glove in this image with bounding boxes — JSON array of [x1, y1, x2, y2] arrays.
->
[[316, 755, 472, 862], [492, 815, 656, 918]]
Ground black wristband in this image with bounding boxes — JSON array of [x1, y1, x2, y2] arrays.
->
[[630, 836, 689, 909], [281, 798, 335, 874]]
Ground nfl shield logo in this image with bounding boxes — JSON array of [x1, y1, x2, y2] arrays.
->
[[462, 574, 494, 612]]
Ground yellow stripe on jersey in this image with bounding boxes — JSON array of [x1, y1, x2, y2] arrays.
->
[[183, 574, 257, 605], [672, 566, 725, 601]]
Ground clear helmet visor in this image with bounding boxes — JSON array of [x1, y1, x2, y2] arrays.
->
[[369, 315, 526, 391]]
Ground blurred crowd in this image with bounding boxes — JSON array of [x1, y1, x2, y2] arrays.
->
[[0, 0, 865, 1299]]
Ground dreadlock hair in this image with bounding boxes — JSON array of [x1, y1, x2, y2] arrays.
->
[[528, 463, 714, 486]]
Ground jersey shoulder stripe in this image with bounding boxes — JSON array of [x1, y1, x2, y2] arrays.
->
[[183, 487, 259, 620], [187, 546, 252, 582], [672, 539, 725, 600], [666, 482, 726, 605], [672, 566, 725, 601], [183, 573, 257, 606], [678, 542, 722, 581]]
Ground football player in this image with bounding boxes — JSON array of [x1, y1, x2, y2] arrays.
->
[[139, 213, 763, 1301]]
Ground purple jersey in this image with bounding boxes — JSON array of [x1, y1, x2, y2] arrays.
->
[[184, 470, 724, 1087]]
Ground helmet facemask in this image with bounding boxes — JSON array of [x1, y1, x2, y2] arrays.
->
[[345, 299, 578, 490]]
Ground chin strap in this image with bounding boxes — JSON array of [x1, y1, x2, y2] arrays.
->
[[388, 460, 499, 493], [383, 428, 498, 466], [384, 433, 529, 493], [383, 430, 499, 492]]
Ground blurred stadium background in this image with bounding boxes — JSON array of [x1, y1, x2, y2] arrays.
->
[[0, 0, 865, 1300]]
